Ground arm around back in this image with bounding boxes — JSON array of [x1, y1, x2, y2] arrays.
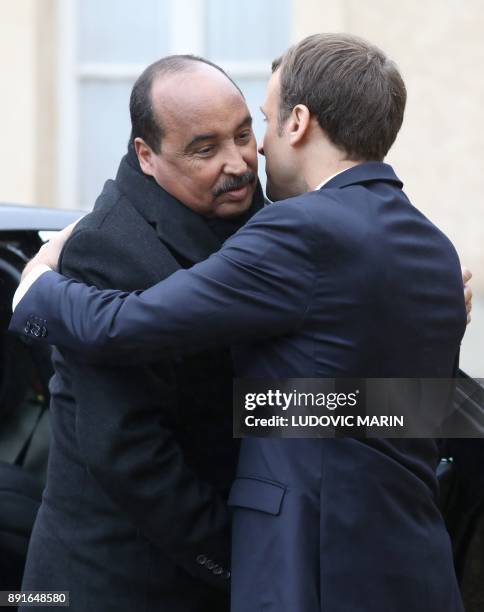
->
[[9, 201, 319, 361]]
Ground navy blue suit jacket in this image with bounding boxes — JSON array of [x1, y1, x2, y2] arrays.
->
[[11, 163, 467, 611]]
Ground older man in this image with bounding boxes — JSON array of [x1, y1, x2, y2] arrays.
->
[[12, 35, 473, 612], [15, 56, 264, 612]]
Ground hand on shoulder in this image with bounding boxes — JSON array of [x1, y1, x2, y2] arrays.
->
[[21, 220, 81, 279]]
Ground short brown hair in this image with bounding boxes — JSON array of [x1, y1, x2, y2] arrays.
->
[[272, 33, 406, 161]]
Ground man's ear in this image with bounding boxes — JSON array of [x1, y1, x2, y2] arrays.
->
[[287, 104, 311, 147], [134, 137, 155, 176]]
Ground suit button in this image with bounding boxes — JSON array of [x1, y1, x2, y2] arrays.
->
[[212, 566, 223, 576], [223, 570, 231, 580], [32, 324, 41, 337], [196, 554, 208, 566], [24, 321, 31, 334], [41, 326, 47, 338], [206, 560, 216, 570]]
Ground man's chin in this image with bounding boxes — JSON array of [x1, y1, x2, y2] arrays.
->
[[214, 199, 252, 218], [214, 188, 255, 218]]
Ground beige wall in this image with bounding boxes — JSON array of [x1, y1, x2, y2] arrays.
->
[[0, 0, 37, 204], [291, 0, 484, 296], [34, 0, 58, 208], [0, 0, 56, 207]]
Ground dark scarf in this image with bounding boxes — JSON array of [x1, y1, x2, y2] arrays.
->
[[115, 144, 265, 267]]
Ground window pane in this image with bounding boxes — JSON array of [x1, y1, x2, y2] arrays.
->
[[78, 0, 172, 64], [79, 80, 134, 210], [205, 0, 290, 61]]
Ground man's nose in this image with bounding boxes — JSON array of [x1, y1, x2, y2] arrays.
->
[[224, 145, 248, 175]]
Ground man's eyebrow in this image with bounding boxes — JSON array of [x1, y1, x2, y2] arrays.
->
[[184, 115, 253, 152]]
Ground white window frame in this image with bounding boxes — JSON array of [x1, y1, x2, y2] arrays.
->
[[56, 0, 270, 210]]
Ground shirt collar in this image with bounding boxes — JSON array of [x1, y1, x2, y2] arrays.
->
[[314, 162, 403, 191], [313, 168, 353, 191]]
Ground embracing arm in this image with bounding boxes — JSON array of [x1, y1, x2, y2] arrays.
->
[[10, 202, 319, 359]]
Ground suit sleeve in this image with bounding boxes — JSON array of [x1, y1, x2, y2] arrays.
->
[[57, 228, 233, 589], [9, 201, 319, 360]]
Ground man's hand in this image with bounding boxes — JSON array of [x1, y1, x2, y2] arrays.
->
[[462, 266, 473, 325], [21, 221, 78, 280]]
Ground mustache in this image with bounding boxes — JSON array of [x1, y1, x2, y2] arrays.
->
[[213, 171, 256, 198]]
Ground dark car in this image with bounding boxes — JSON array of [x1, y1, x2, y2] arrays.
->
[[0, 204, 81, 590], [0, 204, 483, 607]]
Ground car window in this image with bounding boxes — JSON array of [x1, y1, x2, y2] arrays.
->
[[0, 237, 51, 484]]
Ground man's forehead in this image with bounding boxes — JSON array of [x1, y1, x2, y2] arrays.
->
[[152, 71, 250, 136], [152, 68, 244, 113], [267, 70, 281, 99], [260, 70, 280, 115]]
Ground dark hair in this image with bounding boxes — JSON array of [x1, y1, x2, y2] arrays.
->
[[272, 33, 406, 161], [129, 55, 243, 153]]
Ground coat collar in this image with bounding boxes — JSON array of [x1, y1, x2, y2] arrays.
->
[[320, 162, 403, 191], [114, 146, 265, 266]]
